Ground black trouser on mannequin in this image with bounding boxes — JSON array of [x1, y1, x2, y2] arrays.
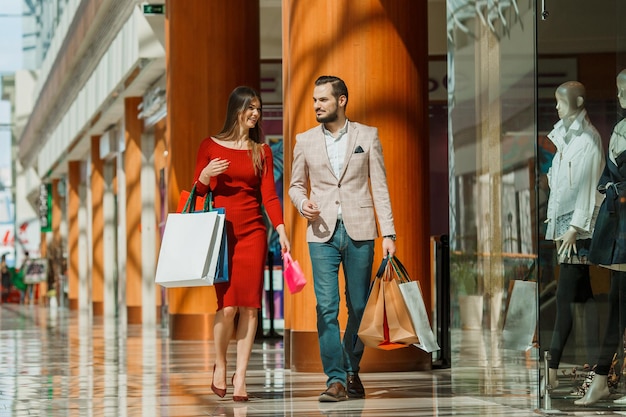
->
[[548, 263, 596, 369], [594, 270, 626, 376]]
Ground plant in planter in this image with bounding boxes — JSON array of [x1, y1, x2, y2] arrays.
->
[[450, 254, 479, 295], [451, 254, 483, 330]]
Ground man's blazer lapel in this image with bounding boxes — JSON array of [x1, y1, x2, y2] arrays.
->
[[338, 122, 359, 181], [308, 125, 335, 178], [320, 127, 337, 178]]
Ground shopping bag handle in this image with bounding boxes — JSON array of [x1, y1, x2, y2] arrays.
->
[[374, 256, 389, 279], [283, 250, 294, 265], [388, 256, 412, 283], [182, 182, 213, 213], [364, 257, 388, 300]]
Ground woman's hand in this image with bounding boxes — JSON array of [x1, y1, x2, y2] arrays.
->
[[276, 224, 291, 253], [199, 158, 230, 185]]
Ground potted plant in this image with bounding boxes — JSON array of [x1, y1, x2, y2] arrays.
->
[[451, 254, 483, 330]]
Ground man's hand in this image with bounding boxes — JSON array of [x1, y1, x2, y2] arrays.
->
[[301, 200, 321, 221], [383, 237, 396, 258], [557, 226, 578, 259]]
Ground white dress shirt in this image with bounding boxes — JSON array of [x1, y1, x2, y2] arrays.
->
[[323, 120, 349, 217]]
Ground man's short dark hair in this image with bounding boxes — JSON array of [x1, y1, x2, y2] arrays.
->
[[315, 75, 348, 106]]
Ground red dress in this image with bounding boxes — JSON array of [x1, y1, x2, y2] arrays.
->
[[193, 138, 284, 310]]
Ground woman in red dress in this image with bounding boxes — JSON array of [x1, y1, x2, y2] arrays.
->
[[194, 86, 290, 401]]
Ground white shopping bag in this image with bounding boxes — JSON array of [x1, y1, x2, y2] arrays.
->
[[155, 210, 225, 287], [398, 280, 441, 353], [502, 280, 537, 350]]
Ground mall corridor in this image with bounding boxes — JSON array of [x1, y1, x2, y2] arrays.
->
[[2, 303, 626, 417]]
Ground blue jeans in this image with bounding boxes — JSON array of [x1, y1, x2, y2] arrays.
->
[[308, 220, 374, 387]]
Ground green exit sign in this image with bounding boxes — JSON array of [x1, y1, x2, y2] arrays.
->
[[143, 4, 165, 15]]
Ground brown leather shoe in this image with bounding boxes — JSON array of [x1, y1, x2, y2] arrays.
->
[[347, 373, 365, 398], [319, 382, 347, 402]]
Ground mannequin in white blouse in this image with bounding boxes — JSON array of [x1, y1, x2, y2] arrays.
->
[[542, 81, 604, 397]]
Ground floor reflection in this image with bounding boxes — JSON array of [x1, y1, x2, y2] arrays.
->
[[1, 304, 626, 416]]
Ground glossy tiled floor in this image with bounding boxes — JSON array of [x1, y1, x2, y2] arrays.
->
[[1, 303, 626, 416]]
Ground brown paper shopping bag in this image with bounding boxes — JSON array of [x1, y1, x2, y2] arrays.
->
[[382, 277, 421, 348], [390, 256, 440, 353], [356, 276, 385, 346], [358, 258, 420, 350]]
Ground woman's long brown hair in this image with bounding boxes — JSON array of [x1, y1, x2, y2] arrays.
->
[[215, 86, 265, 176]]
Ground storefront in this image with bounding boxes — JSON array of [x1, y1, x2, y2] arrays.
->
[[444, 0, 626, 410]]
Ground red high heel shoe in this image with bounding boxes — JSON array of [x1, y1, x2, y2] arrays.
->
[[232, 373, 249, 402], [211, 365, 226, 398]]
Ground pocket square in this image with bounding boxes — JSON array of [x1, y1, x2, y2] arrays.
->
[[354, 146, 364, 154]]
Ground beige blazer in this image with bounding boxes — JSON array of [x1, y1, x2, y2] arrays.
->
[[289, 121, 395, 242]]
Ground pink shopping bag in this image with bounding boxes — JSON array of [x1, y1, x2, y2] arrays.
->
[[283, 251, 307, 294]]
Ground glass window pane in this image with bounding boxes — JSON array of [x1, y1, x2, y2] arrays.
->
[[536, 1, 626, 410], [447, 0, 538, 406]]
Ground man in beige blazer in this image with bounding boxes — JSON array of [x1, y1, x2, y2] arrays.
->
[[289, 75, 397, 402]]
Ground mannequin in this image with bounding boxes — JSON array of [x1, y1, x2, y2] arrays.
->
[[575, 69, 626, 407], [541, 81, 604, 397]]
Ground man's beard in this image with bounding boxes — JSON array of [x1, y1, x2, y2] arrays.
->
[[316, 111, 338, 124]]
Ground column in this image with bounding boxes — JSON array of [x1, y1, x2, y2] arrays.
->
[[141, 130, 157, 327], [51, 179, 63, 306], [78, 162, 92, 325], [282, 0, 432, 371], [153, 119, 167, 324], [102, 160, 117, 324], [91, 136, 104, 316], [67, 162, 81, 310], [164, 0, 260, 339], [125, 97, 144, 324]]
